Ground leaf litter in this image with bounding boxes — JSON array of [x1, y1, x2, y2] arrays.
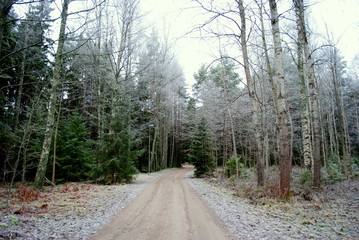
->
[[186, 169, 359, 240], [0, 171, 167, 239]]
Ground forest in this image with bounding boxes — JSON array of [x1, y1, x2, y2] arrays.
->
[[0, 0, 358, 213], [1, 0, 358, 238]]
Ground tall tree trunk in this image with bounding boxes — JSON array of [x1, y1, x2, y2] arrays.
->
[[295, 1, 313, 169], [238, 0, 264, 186], [257, 0, 279, 168], [304, 33, 321, 187], [318, 88, 329, 171], [228, 107, 239, 178], [151, 124, 158, 171], [52, 94, 62, 185], [14, 22, 29, 126], [258, 55, 269, 168], [294, 0, 321, 187], [269, 0, 292, 198], [34, 0, 69, 188], [331, 49, 349, 176], [10, 101, 36, 188]]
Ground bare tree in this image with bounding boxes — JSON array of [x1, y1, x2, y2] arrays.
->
[[294, 0, 321, 187], [268, 0, 292, 198], [34, 0, 69, 188]]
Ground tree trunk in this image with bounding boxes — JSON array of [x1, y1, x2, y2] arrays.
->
[[228, 107, 239, 178], [295, 2, 313, 169], [14, 22, 29, 126], [257, 0, 279, 168], [34, 0, 69, 189], [238, 0, 264, 186], [151, 124, 158, 171], [294, 0, 321, 187], [331, 49, 349, 176], [304, 34, 321, 188], [269, 0, 292, 198], [52, 94, 62, 185], [22, 99, 41, 182]]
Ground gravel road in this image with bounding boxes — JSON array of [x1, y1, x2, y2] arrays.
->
[[88, 167, 233, 240]]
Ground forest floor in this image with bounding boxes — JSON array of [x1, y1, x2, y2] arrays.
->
[[187, 167, 359, 239], [0, 170, 170, 239], [0, 166, 358, 240]]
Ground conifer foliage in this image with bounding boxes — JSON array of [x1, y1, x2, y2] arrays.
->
[[54, 115, 94, 183], [188, 118, 215, 177]]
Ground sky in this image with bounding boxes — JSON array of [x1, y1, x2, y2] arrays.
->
[[140, 0, 359, 86], [14, 0, 359, 86]]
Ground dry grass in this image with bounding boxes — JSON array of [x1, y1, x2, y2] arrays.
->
[[206, 166, 359, 237], [0, 182, 124, 217]]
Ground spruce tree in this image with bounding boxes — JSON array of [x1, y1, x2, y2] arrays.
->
[[53, 114, 94, 183], [188, 118, 215, 177], [95, 99, 143, 184]]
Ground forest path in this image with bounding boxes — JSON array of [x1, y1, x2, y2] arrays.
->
[[88, 167, 233, 240]]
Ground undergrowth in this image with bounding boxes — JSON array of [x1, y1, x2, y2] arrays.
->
[[15, 184, 40, 202]]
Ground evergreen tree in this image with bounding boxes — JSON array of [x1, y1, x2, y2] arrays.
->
[[52, 114, 95, 183], [0, 1, 52, 182], [188, 118, 215, 177], [95, 99, 143, 184]]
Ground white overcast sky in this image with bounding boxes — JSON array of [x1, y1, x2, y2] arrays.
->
[[140, 0, 359, 85], [15, 0, 358, 85]]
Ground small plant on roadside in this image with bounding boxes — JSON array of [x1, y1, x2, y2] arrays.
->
[[228, 175, 236, 185], [299, 169, 313, 186], [0, 223, 8, 228], [350, 157, 359, 178], [226, 156, 241, 177], [9, 216, 18, 226], [322, 167, 343, 184], [322, 161, 344, 184]]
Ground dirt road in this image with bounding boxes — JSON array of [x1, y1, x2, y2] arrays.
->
[[88, 167, 233, 240]]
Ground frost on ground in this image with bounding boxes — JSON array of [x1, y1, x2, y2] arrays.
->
[[186, 170, 359, 240], [0, 171, 167, 240]]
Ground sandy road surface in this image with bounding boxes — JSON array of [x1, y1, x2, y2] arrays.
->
[[88, 167, 233, 240]]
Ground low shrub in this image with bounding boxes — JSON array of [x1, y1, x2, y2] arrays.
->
[[226, 156, 245, 178], [299, 169, 313, 186], [322, 162, 344, 184]]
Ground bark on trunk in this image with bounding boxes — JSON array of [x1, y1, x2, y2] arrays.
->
[[331, 49, 349, 176], [269, 0, 292, 198], [238, 0, 264, 186], [295, 5, 313, 169], [294, 0, 321, 187], [34, 0, 69, 189], [14, 23, 29, 127]]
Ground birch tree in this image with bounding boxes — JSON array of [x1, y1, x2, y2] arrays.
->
[[34, 0, 69, 188], [268, 0, 292, 197], [294, 0, 321, 187]]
